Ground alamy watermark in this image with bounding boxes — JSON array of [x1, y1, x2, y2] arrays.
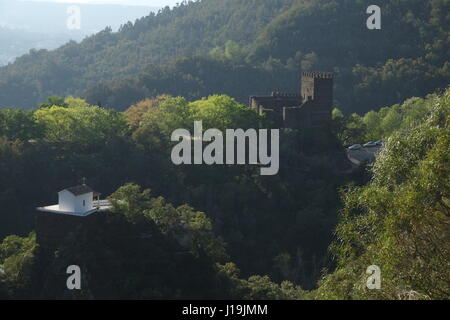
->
[[171, 121, 279, 176], [66, 265, 81, 290], [67, 5, 81, 30], [366, 5, 381, 30], [366, 265, 381, 290]]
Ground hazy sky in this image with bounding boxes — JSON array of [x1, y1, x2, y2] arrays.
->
[[26, 0, 181, 7]]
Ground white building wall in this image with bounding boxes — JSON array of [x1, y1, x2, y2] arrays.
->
[[58, 190, 94, 215], [58, 190, 76, 212], [74, 192, 93, 214]]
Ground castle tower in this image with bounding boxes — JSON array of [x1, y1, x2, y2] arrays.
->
[[249, 71, 334, 129], [291, 71, 334, 128], [301, 72, 334, 110]]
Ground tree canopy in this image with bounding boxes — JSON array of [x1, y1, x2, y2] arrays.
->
[[0, 0, 447, 114], [313, 91, 450, 299]]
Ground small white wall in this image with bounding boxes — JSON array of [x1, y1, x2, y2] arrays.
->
[[74, 192, 94, 214], [58, 190, 76, 213], [58, 190, 94, 215]]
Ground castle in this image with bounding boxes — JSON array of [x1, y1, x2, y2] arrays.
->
[[249, 71, 334, 128]]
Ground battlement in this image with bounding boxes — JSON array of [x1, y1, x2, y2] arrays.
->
[[249, 70, 334, 129], [302, 72, 334, 79], [271, 91, 301, 98]]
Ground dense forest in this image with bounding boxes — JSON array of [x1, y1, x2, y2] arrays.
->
[[0, 89, 448, 299], [0, 0, 449, 300], [0, 0, 448, 113]]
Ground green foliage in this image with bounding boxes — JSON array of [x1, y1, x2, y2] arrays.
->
[[0, 91, 352, 296], [0, 89, 448, 299], [109, 183, 227, 261], [38, 96, 68, 109], [0, 183, 306, 299], [0, 233, 37, 297], [34, 98, 126, 147], [189, 95, 261, 130], [331, 108, 343, 120], [314, 91, 450, 299], [124, 96, 168, 130], [0, 0, 447, 114], [334, 112, 367, 146], [132, 94, 261, 150], [0, 109, 42, 141], [335, 92, 443, 145], [216, 262, 305, 300]]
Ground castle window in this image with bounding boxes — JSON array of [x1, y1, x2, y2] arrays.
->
[[83, 200, 86, 207]]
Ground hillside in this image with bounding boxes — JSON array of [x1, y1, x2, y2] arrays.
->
[[0, 27, 85, 66], [313, 91, 450, 300], [0, 0, 449, 302], [0, 0, 448, 113], [0, 0, 159, 66], [0, 88, 448, 299]]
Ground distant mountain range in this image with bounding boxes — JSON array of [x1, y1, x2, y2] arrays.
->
[[0, 27, 80, 65], [0, 0, 158, 65], [0, 0, 158, 33]]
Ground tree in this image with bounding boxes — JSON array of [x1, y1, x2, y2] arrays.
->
[[109, 183, 227, 261], [314, 91, 450, 300], [380, 107, 402, 136], [0, 233, 37, 298], [336, 113, 367, 146], [216, 262, 304, 300], [0, 109, 42, 141], [34, 98, 126, 147], [224, 41, 245, 62], [363, 110, 382, 141], [38, 96, 68, 109], [188, 95, 260, 131], [124, 96, 169, 131]]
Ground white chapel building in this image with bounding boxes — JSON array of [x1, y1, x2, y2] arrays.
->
[[37, 184, 111, 216]]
